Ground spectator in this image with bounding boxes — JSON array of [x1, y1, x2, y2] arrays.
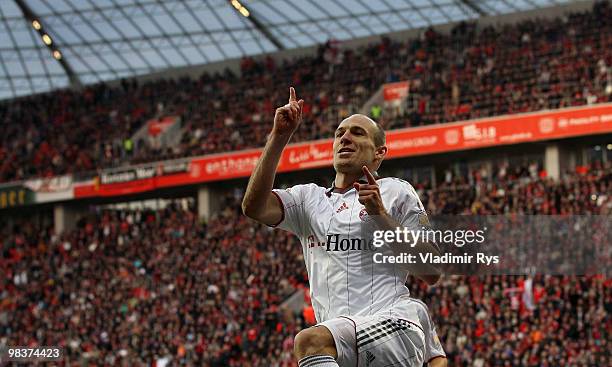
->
[[0, 2, 610, 182], [1, 162, 609, 365]]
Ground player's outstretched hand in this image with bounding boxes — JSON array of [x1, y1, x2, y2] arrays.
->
[[272, 87, 304, 137], [354, 166, 387, 215]]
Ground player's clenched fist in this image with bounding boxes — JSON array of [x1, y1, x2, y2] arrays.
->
[[272, 87, 304, 137], [354, 166, 387, 215]]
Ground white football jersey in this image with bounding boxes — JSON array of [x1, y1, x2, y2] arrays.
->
[[271, 177, 427, 323]]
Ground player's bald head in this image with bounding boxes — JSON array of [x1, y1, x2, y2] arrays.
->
[[338, 114, 386, 147]]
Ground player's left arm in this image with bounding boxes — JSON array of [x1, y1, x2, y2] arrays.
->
[[429, 356, 448, 367], [355, 166, 441, 285]]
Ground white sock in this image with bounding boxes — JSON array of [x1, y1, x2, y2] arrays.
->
[[297, 354, 339, 367]]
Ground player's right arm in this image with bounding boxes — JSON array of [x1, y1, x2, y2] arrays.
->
[[241, 87, 304, 225]]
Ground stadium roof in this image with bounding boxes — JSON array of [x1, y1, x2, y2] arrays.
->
[[1, 0, 574, 100]]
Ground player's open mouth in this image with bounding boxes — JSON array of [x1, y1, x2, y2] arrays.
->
[[337, 148, 355, 156]]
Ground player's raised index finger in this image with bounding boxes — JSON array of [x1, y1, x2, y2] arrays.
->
[[289, 87, 297, 102], [362, 166, 377, 185]]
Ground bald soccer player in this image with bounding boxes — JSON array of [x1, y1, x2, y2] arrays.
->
[[243, 87, 441, 367]]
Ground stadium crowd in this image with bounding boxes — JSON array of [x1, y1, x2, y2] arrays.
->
[[1, 197, 308, 366], [1, 2, 611, 183], [410, 163, 611, 366], [1, 161, 609, 366]]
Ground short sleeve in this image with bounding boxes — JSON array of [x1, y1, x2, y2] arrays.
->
[[390, 180, 441, 255], [270, 184, 314, 237], [389, 179, 428, 231]]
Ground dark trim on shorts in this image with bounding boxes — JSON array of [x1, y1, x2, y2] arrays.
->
[[394, 317, 425, 334], [267, 191, 285, 227], [338, 316, 359, 367]]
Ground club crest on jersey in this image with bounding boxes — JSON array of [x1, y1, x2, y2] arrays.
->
[[336, 202, 349, 213], [359, 208, 369, 221], [418, 212, 430, 227]]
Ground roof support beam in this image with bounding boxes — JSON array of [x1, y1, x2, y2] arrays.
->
[[207, 2, 248, 56], [244, 12, 284, 50], [255, 1, 320, 48], [459, 0, 489, 16], [13, 0, 81, 88], [108, 0, 173, 69], [228, 1, 284, 50]]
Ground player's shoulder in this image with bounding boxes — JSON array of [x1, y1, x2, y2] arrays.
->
[[379, 176, 415, 187], [379, 177, 419, 196], [407, 297, 433, 324], [281, 183, 326, 197], [407, 297, 430, 313]]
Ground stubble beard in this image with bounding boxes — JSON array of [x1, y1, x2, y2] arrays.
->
[[333, 158, 363, 175]]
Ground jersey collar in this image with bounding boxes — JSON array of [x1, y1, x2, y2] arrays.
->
[[325, 171, 381, 197]]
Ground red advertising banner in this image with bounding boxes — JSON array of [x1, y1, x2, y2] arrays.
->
[[383, 81, 410, 101], [74, 104, 612, 199]]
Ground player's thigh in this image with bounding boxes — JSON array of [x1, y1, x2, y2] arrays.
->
[[317, 317, 358, 367], [319, 315, 425, 367], [355, 315, 425, 367]]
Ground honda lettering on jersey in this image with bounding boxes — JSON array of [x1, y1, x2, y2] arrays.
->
[[325, 234, 375, 252]]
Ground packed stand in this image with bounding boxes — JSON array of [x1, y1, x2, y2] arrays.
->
[[1, 197, 309, 366], [1, 2, 611, 183], [403, 161, 611, 366], [416, 160, 611, 216], [407, 274, 610, 366], [1, 161, 610, 366], [0, 80, 183, 182], [382, 0, 612, 129]]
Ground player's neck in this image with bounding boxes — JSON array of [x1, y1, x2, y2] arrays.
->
[[334, 172, 361, 191]]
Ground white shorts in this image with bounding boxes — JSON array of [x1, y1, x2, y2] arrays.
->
[[318, 299, 426, 367]]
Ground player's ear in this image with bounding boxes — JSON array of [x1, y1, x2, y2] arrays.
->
[[375, 145, 387, 160]]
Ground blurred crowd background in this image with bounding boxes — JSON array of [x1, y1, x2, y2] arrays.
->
[[0, 2, 610, 182], [1, 2, 611, 367], [2, 161, 610, 366]]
